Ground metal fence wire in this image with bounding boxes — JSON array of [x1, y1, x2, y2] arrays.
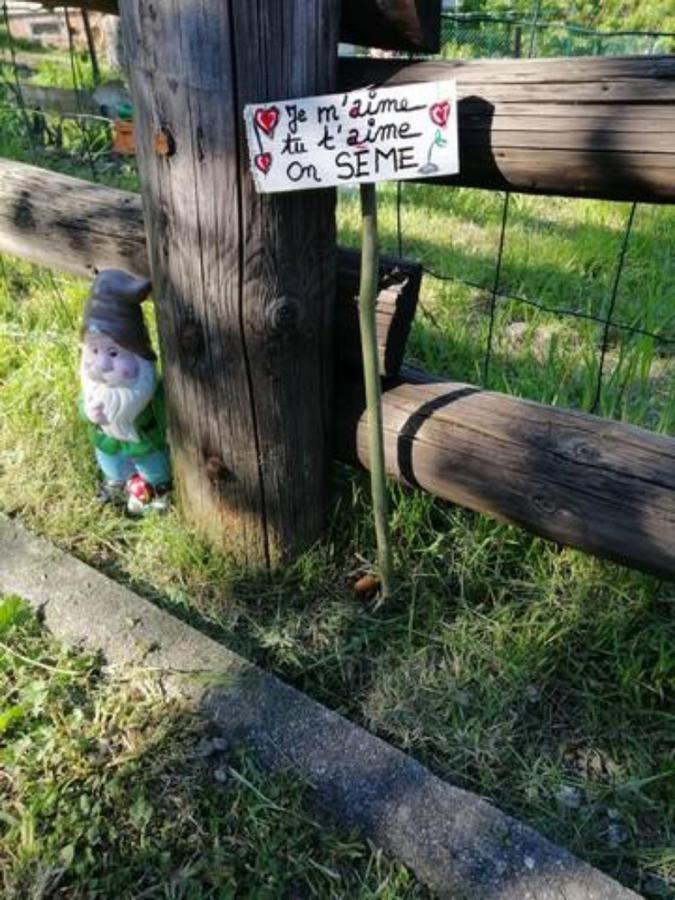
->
[[391, 8, 675, 418], [439, 11, 675, 60], [0, 2, 133, 178]]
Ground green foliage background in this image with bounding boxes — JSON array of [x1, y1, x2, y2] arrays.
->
[[459, 0, 675, 33]]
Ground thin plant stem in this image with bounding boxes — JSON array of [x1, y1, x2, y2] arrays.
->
[[358, 182, 394, 600], [0, 641, 82, 677]]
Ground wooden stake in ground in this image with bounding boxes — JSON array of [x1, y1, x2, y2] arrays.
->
[[358, 183, 394, 599]]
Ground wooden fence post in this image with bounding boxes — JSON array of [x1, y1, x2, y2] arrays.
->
[[118, 1, 339, 566]]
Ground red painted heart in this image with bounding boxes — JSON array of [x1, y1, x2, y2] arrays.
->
[[254, 106, 280, 137], [429, 100, 451, 128], [255, 152, 272, 175]]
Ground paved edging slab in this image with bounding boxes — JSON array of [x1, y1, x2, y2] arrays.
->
[[0, 514, 640, 899]]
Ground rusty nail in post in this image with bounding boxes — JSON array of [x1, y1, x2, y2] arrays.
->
[[155, 126, 176, 157]]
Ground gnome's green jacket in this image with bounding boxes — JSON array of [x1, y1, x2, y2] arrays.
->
[[80, 381, 167, 457]]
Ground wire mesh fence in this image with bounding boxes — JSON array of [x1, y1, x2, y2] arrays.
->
[[0, 1, 136, 183], [389, 8, 675, 426], [439, 11, 675, 60], [389, 181, 675, 430]]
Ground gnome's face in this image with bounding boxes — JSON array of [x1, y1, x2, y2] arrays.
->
[[81, 331, 157, 443], [82, 331, 141, 386]]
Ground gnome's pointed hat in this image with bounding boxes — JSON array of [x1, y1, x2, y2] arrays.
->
[[82, 269, 155, 360]]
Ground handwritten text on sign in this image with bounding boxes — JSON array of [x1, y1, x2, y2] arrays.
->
[[243, 81, 458, 194]]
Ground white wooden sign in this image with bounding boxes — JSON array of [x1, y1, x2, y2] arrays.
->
[[244, 81, 458, 194]]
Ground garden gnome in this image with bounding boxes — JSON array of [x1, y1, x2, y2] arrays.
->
[[80, 269, 171, 515]]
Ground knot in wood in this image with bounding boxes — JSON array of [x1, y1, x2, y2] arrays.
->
[[154, 126, 176, 158], [205, 455, 231, 486], [267, 296, 300, 337], [13, 191, 35, 230], [531, 493, 557, 515], [568, 439, 599, 463], [179, 320, 203, 360]]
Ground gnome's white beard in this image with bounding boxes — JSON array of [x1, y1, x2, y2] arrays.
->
[[81, 357, 156, 443]]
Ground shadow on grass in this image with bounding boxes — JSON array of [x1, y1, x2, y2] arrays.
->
[[2, 593, 639, 899], [61, 496, 672, 898], [1, 232, 672, 897], [4, 686, 422, 897]]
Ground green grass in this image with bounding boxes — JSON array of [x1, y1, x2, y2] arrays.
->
[[0, 92, 674, 897], [0, 26, 131, 190], [0, 21, 105, 90], [0, 596, 425, 898]]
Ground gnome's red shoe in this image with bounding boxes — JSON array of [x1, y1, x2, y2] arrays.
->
[[125, 474, 153, 516], [125, 474, 171, 516]]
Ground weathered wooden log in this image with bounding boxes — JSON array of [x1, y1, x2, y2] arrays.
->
[[11, 54, 674, 202], [336, 368, 675, 577], [37, 0, 441, 51], [118, 1, 339, 565], [0, 159, 149, 279], [339, 55, 675, 203], [0, 159, 418, 377]]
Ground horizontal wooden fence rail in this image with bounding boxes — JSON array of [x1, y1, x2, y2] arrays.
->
[[336, 369, 675, 578], [2, 158, 674, 577], [0, 159, 418, 377], [36, 0, 440, 51], [12, 55, 673, 203], [0, 159, 149, 279], [339, 55, 675, 203]]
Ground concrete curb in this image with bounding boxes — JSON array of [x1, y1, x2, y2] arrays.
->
[[0, 514, 641, 899]]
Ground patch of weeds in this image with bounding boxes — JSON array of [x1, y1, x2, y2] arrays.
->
[[0, 596, 425, 898]]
